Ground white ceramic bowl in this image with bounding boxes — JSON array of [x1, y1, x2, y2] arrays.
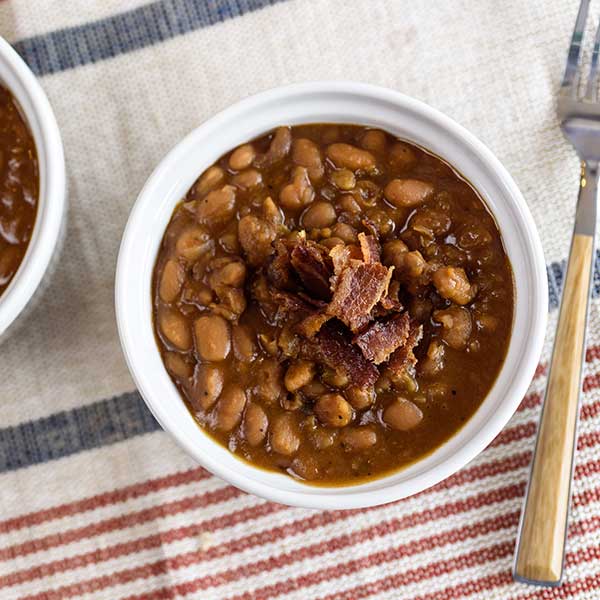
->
[[0, 37, 66, 341], [116, 81, 547, 509]]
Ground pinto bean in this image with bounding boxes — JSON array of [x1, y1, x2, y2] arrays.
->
[[196, 185, 236, 226], [164, 352, 193, 379], [330, 168, 356, 190], [346, 385, 375, 410], [338, 194, 361, 214], [432, 266, 476, 305], [279, 166, 314, 210], [291, 455, 320, 480], [382, 240, 409, 268], [433, 306, 472, 349], [301, 201, 336, 229], [243, 402, 268, 446], [159, 308, 192, 350], [194, 165, 225, 197], [284, 360, 315, 392], [229, 144, 256, 171], [194, 314, 231, 361], [270, 414, 300, 455], [360, 130, 386, 153], [331, 223, 357, 244], [255, 358, 284, 404], [309, 427, 337, 449], [255, 126, 292, 167], [315, 394, 353, 427], [292, 138, 324, 180], [384, 179, 434, 207], [383, 398, 423, 430], [175, 225, 213, 262], [215, 385, 246, 431], [159, 259, 184, 303], [232, 324, 256, 362], [193, 364, 224, 410], [419, 340, 446, 378], [411, 209, 451, 237], [326, 143, 376, 172], [238, 215, 276, 266], [231, 168, 262, 190], [209, 257, 246, 288], [389, 142, 416, 170], [340, 427, 377, 451]]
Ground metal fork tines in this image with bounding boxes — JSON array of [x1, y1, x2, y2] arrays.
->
[[514, 0, 600, 587]]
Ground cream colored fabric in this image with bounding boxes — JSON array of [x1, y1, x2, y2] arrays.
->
[[0, 1, 598, 599]]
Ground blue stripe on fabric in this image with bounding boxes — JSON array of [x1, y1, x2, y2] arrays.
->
[[0, 392, 159, 472], [12, 0, 288, 76]]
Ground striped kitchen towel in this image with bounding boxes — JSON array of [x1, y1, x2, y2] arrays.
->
[[1, 0, 599, 598]]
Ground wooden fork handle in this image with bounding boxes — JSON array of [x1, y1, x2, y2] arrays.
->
[[514, 163, 598, 586]]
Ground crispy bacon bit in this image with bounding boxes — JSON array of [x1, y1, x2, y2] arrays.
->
[[329, 244, 352, 287], [310, 322, 378, 387], [353, 313, 411, 364], [378, 279, 403, 313], [387, 323, 423, 378], [327, 260, 393, 332], [358, 232, 381, 264], [267, 239, 295, 290], [290, 240, 332, 300]]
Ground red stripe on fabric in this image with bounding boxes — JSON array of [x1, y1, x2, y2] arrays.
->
[[38, 484, 523, 600], [0, 450, 533, 590], [0, 468, 209, 535], [123, 526, 519, 600], [586, 344, 600, 362], [55, 455, 600, 600], [0, 485, 243, 562], [8, 426, 600, 595], [0, 501, 287, 589], [407, 535, 600, 600], [407, 572, 513, 600], [321, 516, 600, 600]]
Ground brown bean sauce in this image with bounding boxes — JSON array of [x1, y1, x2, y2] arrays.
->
[[0, 86, 39, 297], [152, 124, 514, 485]]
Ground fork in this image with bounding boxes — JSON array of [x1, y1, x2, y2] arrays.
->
[[513, 0, 599, 586]]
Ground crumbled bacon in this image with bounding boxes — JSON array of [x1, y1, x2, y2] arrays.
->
[[358, 232, 381, 264], [353, 313, 411, 364], [309, 322, 379, 387], [387, 323, 423, 378], [290, 240, 332, 300], [327, 260, 393, 332], [267, 239, 295, 290], [378, 279, 403, 313]]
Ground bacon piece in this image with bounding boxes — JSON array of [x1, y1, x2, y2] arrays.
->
[[377, 279, 403, 313], [267, 239, 296, 290], [290, 240, 332, 300], [358, 232, 381, 264], [327, 260, 393, 332], [353, 313, 411, 364], [310, 322, 378, 387], [387, 323, 423, 378]]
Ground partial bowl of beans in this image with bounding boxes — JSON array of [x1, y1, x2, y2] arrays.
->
[[116, 81, 547, 509], [0, 36, 66, 341]]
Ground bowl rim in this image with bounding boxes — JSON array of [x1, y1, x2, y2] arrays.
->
[[0, 36, 66, 338], [116, 80, 548, 509]]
